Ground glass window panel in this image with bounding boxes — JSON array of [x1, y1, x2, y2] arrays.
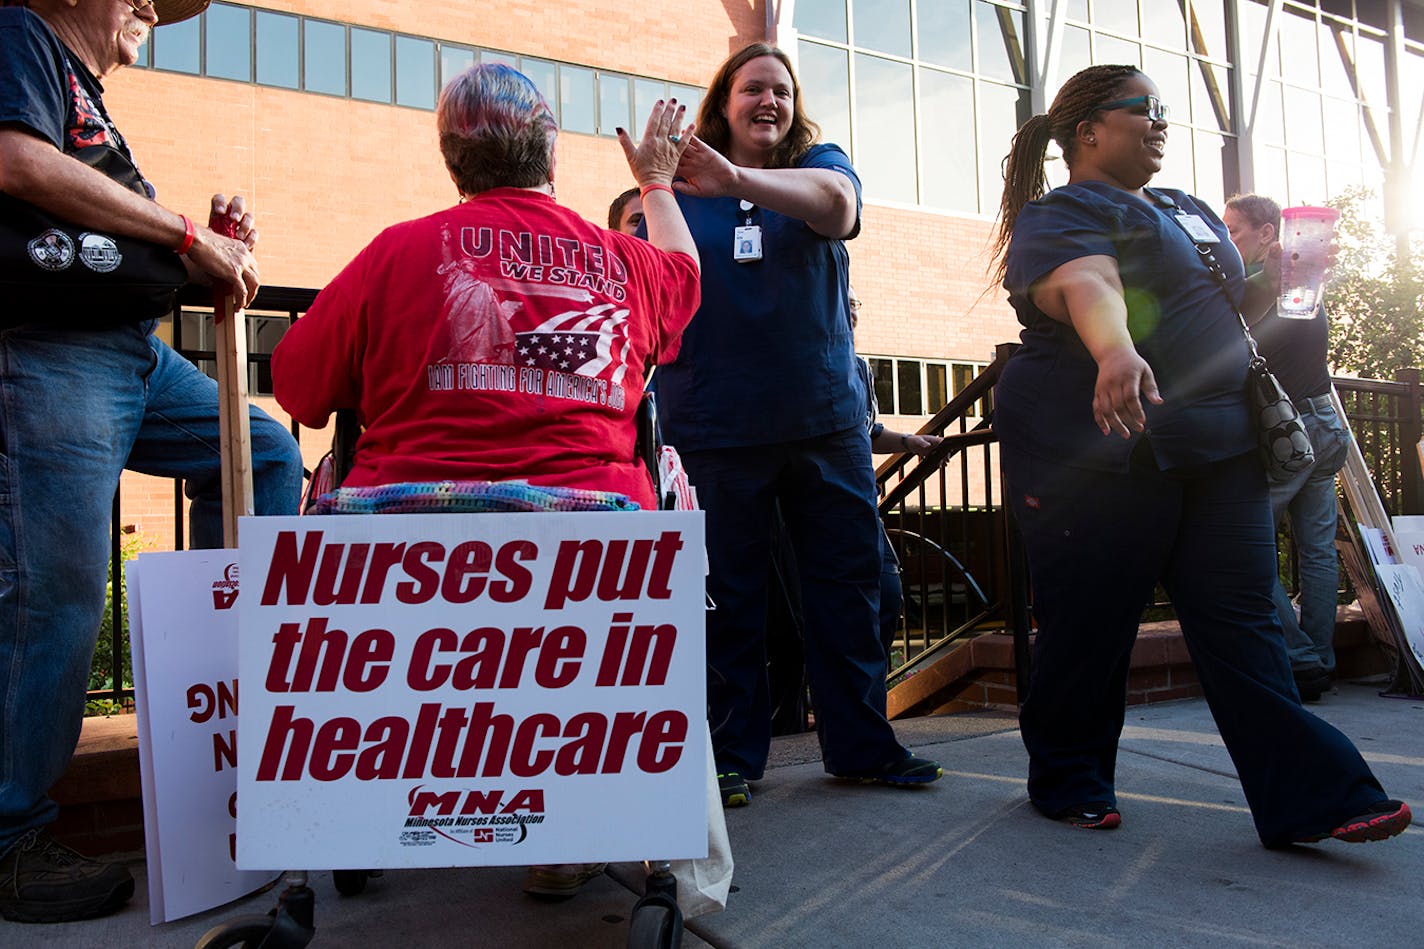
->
[[1142, 49, 1189, 123], [919, 68, 978, 212], [1189, 60, 1231, 130], [1254, 145, 1288, 201], [303, 20, 346, 97], [1403, 51, 1424, 161], [926, 363, 947, 411], [133, 34, 149, 68], [153, 16, 200, 73], [975, 2, 1027, 84], [1237, 1, 1275, 79], [598, 73, 630, 137], [1094, 34, 1140, 68], [1283, 86, 1324, 153], [560, 65, 597, 134], [796, 0, 848, 43], [1321, 97, 1362, 165], [205, 3, 251, 82], [871, 358, 895, 413], [1093, 0, 1139, 37], [633, 79, 665, 136], [255, 11, 298, 89], [1066, 0, 1090, 20], [1278, 7, 1320, 87], [1189, 0, 1229, 60], [977, 82, 1030, 215], [1327, 160, 1365, 197], [853, 54, 917, 203], [952, 363, 975, 394], [1355, 32, 1388, 113], [854, 0, 912, 58], [395, 36, 436, 110], [1192, 130, 1229, 210], [797, 41, 852, 150], [669, 83, 704, 119], [1319, 22, 1354, 99], [1250, 78, 1285, 145], [897, 360, 923, 415], [1142, 1, 1187, 50], [917, 0, 972, 72], [1287, 151, 1328, 204], [522, 59, 559, 116], [1055, 25, 1093, 92], [440, 45, 475, 87], [350, 28, 391, 103], [481, 51, 518, 67]]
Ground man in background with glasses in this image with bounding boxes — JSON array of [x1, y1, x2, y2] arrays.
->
[[0, 0, 302, 924]]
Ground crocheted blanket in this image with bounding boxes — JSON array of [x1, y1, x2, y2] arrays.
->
[[307, 480, 640, 515]]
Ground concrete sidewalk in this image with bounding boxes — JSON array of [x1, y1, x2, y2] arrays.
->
[[9, 681, 1421, 948]]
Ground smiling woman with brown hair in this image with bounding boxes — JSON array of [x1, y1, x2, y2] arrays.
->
[[989, 64, 1410, 847], [649, 43, 941, 808]]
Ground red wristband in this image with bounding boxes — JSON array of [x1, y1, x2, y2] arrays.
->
[[175, 214, 195, 255], [639, 183, 675, 199]]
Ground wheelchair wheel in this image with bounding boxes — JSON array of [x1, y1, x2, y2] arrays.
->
[[332, 869, 368, 896], [194, 914, 276, 949], [627, 894, 682, 949]]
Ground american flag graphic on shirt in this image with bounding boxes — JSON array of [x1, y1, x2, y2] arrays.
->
[[514, 303, 633, 383]]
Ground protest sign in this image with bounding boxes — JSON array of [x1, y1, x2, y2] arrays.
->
[[236, 511, 706, 870], [127, 551, 280, 923]]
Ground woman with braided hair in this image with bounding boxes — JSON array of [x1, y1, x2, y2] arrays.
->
[[990, 64, 1409, 847]]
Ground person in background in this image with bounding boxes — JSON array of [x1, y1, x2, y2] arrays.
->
[[650, 43, 942, 808], [0, 0, 303, 924], [1223, 193, 1350, 702], [849, 285, 942, 660], [608, 186, 643, 235], [990, 63, 1409, 846]]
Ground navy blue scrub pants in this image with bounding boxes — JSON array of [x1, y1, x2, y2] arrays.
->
[[1003, 445, 1386, 846], [680, 427, 906, 779]]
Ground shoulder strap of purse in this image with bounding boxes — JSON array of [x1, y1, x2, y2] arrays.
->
[[1142, 187, 1261, 361]]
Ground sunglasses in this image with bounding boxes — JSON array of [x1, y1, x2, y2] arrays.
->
[[1095, 94, 1169, 123]]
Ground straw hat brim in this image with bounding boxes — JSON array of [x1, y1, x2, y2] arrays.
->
[[155, 0, 210, 26]]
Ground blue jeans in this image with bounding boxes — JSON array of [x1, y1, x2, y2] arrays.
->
[[680, 427, 905, 779], [0, 323, 303, 852], [1267, 396, 1351, 674]]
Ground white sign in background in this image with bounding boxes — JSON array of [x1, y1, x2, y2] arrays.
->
[[236, 511, 707, 870], [127, 551, 280, 924]]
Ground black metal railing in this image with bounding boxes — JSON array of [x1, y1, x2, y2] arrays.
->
[[877, 349, 1424, 692]]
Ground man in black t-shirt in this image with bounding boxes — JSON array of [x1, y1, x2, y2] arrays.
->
[[1225, 193, 1352, 703], [0, 0, 301, 924]]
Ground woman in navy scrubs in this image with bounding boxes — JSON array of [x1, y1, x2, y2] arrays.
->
[[990, 64, 1409, 846], [651, 44, 941, 806]]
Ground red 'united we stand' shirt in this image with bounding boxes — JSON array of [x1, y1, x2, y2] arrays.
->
[[274, 188, 700, 509]]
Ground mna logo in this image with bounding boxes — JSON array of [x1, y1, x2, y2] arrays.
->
[[406, 786, 546, 817], [212, 563, 240, 610]]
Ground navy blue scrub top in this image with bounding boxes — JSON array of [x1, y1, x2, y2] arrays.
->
[[994, 181, 1256, 473], [649, 143, 865, 451]]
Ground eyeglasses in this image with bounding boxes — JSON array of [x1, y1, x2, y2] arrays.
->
[[1095, 94, 1169, 123]]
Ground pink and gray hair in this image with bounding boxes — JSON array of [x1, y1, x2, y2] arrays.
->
[[438, 64, 558, 197]]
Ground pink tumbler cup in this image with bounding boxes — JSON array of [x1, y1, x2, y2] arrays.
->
[[1278, 206, 1339, 318]]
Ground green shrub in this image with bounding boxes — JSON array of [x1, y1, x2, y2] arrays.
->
[[86, 535, 145, 714]]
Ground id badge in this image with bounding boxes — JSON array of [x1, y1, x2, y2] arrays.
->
[[1175, 212, 1219, 243], [734, 225, 763, 262]]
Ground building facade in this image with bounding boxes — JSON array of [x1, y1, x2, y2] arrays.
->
[[100, 0, 1424, 543]]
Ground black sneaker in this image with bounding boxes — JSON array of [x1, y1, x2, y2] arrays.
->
[[1293, 665, 1330, 702], [1049, 802, 1122, 830], [838, 753, 943, 787], [718, 771, 751, 807], [0, 830, 135, 923], [1294, 800, 1412, 844]]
